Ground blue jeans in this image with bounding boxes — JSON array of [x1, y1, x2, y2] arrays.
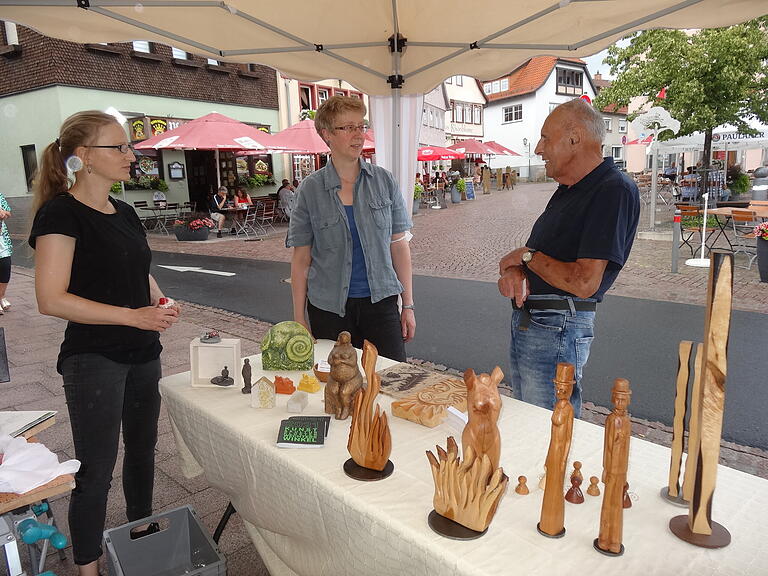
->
[[61, 353, 162, 565], [508, 296, 595, 417]]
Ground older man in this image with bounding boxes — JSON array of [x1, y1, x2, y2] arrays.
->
[[497, 99, 639, 417]]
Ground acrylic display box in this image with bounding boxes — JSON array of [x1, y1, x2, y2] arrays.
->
[[189, 337, 242, 388]]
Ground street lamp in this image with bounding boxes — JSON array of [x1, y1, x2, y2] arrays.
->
[[523, 138, 531, 181]]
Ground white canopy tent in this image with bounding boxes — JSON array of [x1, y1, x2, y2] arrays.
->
[[2, 0, 766, 209]]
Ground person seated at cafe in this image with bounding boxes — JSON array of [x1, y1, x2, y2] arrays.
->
[[415, 173, 423, 187], [210, 186, 228, 238], [663, 162, 678, 183], [234, 186, 252, 207], [278, 179, 296, 219]]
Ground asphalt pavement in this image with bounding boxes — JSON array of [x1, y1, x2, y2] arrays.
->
[[145, 250, 767, 450]]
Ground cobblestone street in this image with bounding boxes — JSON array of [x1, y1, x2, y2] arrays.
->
[[147, 182, 767, 314]]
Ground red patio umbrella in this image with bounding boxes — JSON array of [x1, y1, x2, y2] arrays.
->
[[267, 119, 330, 154], [417, 146, 465, 161], [447, 139, 496, 155], [134, 112, 277, 151], [484, 141, 521, 156]]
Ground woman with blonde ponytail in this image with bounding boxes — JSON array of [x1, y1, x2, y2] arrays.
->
[[28, 110, 180, 576]]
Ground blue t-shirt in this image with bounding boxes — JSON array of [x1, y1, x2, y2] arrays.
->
[[525, 158, 640, 301], [344, 205, 371, 298]]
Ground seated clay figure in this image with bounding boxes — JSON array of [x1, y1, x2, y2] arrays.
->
[[211, 366, 234, 386], [325, 332, 364, 420]]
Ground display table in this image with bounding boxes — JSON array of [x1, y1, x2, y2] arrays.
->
[[160, 341, 767, 576]]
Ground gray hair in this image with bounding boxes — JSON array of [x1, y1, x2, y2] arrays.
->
[[217, 186, 228, 194], [555, 98, 606, 145]]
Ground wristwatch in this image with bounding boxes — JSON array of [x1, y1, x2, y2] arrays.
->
[[521, 249, 537, 265]]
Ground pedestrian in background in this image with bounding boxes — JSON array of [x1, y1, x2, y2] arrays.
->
[[28, 110, 180, 576], [0, 191, 12, 314]]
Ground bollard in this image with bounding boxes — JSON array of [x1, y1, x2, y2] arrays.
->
[[671, 209, 681, 273]]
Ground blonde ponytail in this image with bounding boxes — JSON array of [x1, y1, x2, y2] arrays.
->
[[31, 110, 117, 217]]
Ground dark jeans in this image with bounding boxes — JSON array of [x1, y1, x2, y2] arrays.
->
[[308, 295, 406, 361], [0, 256, 10, 283], [61, 353, 162, 565]]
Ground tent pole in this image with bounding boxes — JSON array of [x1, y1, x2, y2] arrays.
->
[[650, 126, 658, 231], [216, 149, 221, 191]]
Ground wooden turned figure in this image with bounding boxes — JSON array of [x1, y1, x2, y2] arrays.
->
[[325, 331, 364, 420], [515, 476, 529, 495], [565, 462, 584, 504], [347, 340, 391, 471], [587, 476, 601, 497], [461, 367, 503, 470], [595, 378, 632, 556], [538, 363, 575, 538]]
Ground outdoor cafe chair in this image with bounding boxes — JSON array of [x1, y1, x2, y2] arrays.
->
[[730, 209, 759, 270], [132, 200, 152, 230], [678, 205, 716, 256], [255, 199, 277, 235], [235, 204, 266, 240]]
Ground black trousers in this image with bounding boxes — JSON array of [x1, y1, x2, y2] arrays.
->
[[61, 353, 162, 565], [308, 295, 406, 361]]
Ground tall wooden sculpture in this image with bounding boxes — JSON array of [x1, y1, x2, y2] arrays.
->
[[670, 252, 733, 548], [426, 437, 508, 537], [537, 363, 574, 538], [461, 367, 503, 470], [344, 340, 393, 480], [594, 378, 632, 556], [661, 341, 704, 506]]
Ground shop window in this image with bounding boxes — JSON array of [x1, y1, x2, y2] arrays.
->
[[20, 145, 37, 192], [503, 104, 522, 123], [132, 41, 151, 53]]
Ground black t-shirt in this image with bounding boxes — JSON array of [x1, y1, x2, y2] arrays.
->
[[29, 193, 161, 372], [525, 158, 640, 301]]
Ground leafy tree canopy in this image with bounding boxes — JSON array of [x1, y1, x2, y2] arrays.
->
[[594, 18, 768, 142]]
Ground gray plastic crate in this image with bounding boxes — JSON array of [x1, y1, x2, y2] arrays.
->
[[103, 505, 226, 576]]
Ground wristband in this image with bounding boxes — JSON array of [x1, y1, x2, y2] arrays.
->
[[402, 304, 415, 311]]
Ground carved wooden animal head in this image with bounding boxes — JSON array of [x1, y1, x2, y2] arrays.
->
[[464, 367, 503, 418]]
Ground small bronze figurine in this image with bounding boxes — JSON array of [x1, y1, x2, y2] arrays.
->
[[211, 365, 234, 387], [241, 358, 252, 394]]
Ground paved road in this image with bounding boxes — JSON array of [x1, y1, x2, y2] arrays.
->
[[144, 250, 767, 450]]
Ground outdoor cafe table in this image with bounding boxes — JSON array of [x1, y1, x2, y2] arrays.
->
[[139, 205, 176, 235], [159, 341, 767, 576], [705, 205, 768, 252]]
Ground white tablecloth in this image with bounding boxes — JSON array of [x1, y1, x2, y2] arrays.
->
[[159, 340, 767, 576]]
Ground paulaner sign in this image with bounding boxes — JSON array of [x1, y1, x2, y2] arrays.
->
[[712, 131, 768, 142]]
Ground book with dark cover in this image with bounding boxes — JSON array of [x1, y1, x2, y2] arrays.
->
[[276, 418, 325, 448], [287, 415, 331, 438]]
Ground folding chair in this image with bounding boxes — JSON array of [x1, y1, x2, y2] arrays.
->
[[678, 205, 716, 256], [234, 205, 266, 240], [255, 199, 277, 235], [132, 200, 152, 231], [730, 209, 759, 270]]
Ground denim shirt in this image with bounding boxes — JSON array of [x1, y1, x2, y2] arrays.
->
[[286, 159, 412, 316]]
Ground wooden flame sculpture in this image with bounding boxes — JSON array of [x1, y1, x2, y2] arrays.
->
[[426, 437, 508, 533], [346, 340, 392, 471]]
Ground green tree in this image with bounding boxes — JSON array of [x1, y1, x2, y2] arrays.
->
[[594, 18, 768, 171]]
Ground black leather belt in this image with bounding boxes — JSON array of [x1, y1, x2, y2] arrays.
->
[[515, 299, 597, 312], [514, 298, 597, 330]]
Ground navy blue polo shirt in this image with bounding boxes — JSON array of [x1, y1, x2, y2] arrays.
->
[[525, 158, 640, 301]]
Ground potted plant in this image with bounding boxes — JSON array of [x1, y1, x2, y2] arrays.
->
[[173, 212, 214, 241], [754, 221, 768, 282], [455, 177, 466, 202], [413, 183, 424, 214]]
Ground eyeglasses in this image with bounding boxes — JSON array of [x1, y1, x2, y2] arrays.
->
[[332, 124, 368, 134], [85, 144, 136, 154]]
